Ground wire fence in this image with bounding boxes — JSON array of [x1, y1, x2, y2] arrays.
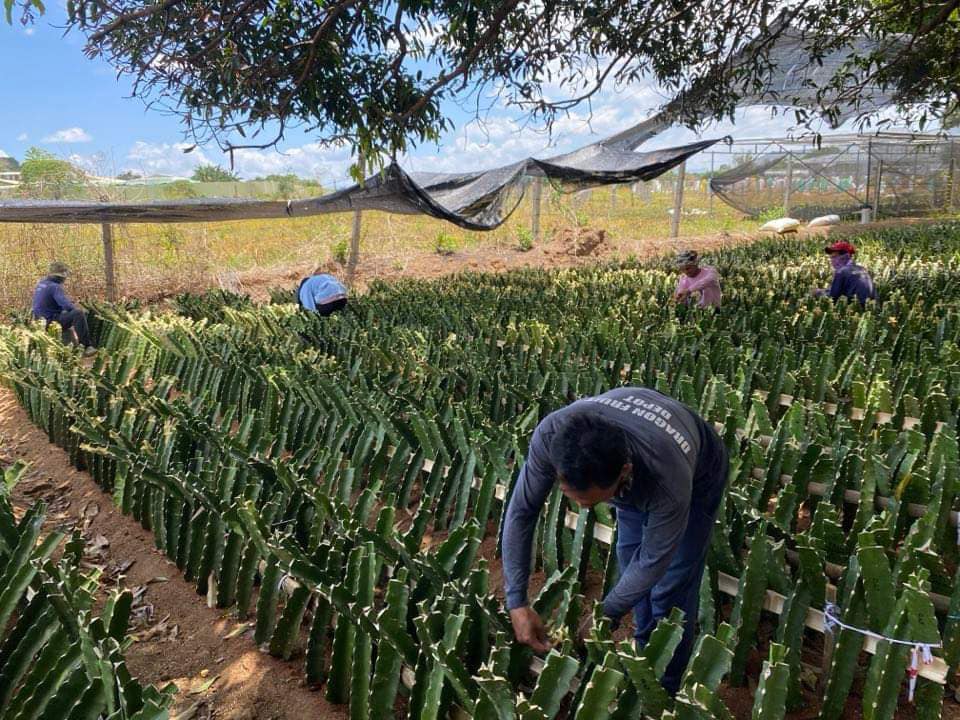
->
[[710, 133, 959, 221]]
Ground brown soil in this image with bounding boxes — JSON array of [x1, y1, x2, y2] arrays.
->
[[552, 226, 608, 256], [0, 388, 347, 720]]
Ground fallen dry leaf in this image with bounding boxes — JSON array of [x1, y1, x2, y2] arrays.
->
[[223, 623, 252, 640], [135, 614, 174, 642], [188, 675, 219, 695], [81, 501, 100, 531]]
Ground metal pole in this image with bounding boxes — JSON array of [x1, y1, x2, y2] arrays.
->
[[783, 153, 793, 216], [947, 149, 956, 211], [853, 145, 862, 196], [873, 159, 884, 220], [347, 210, 361, 285], [708, 151, 715, 215], [671, 161, 686, 239], [101, 223, 117, 302], [530, 177, 543, 242], [864, 139, 873, 211]]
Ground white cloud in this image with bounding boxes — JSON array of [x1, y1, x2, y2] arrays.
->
[[120, 140, 354, 185], [0, 149, 10, 159], [122, 141, 213, 178], [16, 133, 28, 142], [43, 127, 93, 143], [23, 28, 35, 36], [231, 142, 353, 183]]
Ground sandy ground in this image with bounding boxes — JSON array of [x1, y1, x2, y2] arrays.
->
[[0, 388, 347, 720]]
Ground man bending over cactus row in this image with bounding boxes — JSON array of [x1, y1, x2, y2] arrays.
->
[[502, 386, 728, 695]]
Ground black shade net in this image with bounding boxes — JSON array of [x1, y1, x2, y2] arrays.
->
[[0, 140, 718, 229]]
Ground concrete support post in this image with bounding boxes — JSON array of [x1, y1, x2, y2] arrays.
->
[[347, 210, 361, 285], [783, 154, 793, 216], [531, 178, 543, 242], [708, 151, 715, 215], [873, 160, 884, 220], [670, 161, 686, 239], [947, 152, 956, 211], [101, 223, 117, 301]]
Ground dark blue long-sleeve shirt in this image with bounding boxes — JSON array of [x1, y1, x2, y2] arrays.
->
[[829, 263, 876, 304], [501, 387, 721, 620], [31, 276, 75, 321]]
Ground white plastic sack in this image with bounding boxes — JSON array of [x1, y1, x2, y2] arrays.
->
[[808, 214, 841, 228], [760, 218, 801, 234]]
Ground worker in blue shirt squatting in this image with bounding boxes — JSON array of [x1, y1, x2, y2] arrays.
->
[[31, 261, 97, 356], [297, 271, 349, 316], [502, 386, 729, 695], [812, 241, 876, 304]]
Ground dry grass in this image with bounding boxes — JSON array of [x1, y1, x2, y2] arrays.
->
[[0, 181, 757, 314]]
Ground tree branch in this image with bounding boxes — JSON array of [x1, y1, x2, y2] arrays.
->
[[86, 0, 187, 42]]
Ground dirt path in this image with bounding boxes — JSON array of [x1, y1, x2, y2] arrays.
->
[[0, 387, 347, 720]]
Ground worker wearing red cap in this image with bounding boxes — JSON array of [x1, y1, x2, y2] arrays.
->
[[813, 241, 876, 304]]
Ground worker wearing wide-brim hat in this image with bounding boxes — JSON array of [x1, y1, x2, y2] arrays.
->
[[31, 262, 97, 356]]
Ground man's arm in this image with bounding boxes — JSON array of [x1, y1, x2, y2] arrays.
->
[[502, 419, 556, 611], [52, 284, 75, 313], [601, 499, 689, 620]]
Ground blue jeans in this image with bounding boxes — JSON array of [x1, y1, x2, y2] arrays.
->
[[615, 444, 728, 694]]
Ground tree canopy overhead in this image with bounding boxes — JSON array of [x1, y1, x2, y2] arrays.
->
[[7, 1, 960, 171]]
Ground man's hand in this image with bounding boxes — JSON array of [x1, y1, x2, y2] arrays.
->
[[674, 290, 688, 302], [510, 606, 552, 653]]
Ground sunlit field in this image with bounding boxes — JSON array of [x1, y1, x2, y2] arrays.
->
[[0, 178, 756, 313]]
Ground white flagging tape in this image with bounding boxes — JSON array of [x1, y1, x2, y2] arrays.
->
[[822, 602, 938, 701]]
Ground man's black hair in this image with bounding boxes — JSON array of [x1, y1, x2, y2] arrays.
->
[[550, 411, 628, 491], [318, 298, 348, 316]]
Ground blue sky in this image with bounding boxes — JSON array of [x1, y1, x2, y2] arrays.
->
[[0, 6, 937, 185]]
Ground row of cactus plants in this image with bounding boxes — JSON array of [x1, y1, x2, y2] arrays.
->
[[0, 461, 176, 719], [4, 223, 960, 716]]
